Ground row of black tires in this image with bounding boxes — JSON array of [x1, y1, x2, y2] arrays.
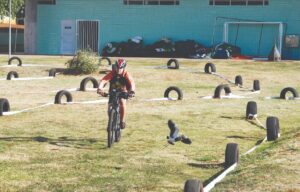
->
[[205, 62, 258, 88], [5, 69, 57, 80], [205, 63, 299, 99], [2, 72, 297, 103], [0, 82, 183, 115], [7, 56, 112, 67], [5, 56, 298, 93], [212, 83, 298, 99], [75, 76, 183, 100], [54, 85, 183, 104], [6, 56, 177, 70], [101, 57, 180, 69], [77, 76, 183, 97], [6, 56, 176, 68], [246, 101, 280, 141], [7, 57, 296, 99], [184, 142, 239, 192], [52, 81, 299, 104], [184, 101, 281, 192]]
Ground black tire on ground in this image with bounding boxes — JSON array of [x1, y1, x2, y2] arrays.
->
[[54, 90, 73, 104], [167, 59, 179, 69], [246, 101, 257, 120], [266, 116, 279, 141], [6, 71, 19, 80], [79, 77, 99, 91], [275, 117, 280, 135], [204, 63, 216, 74], [280, 87, 299, 99], [49, 68, 56, 77], [0, 98, 10, 116], [253, 80, 260, 91], [100, 57, 112, 65], [225, 143, 239, 168], [184, 179, 204, 192], [8, 56, 22, 66], [164, 86, 183, 100], [235, 75, 243, 86], [213, 84, 231, 98]]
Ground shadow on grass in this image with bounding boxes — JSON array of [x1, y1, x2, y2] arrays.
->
[[188, 162, 228, 186], [191, 71, 206, 75], [236, 89, 254, 92], [220, 116, 266, 131], [46, 68, 66, 73], [226, 135, 260, 140], [188, 162, 224, 169], [203, 168, 227, 186], [246, 120, 266, 130], [219, 115, 245, 120], [0, 136, 106, 150], [254, 138, 265, 145]]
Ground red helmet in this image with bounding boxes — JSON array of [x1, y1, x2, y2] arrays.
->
[[115, 59, 127, 69]]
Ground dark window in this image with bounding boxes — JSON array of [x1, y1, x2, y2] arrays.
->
[[38, 0, 56, 5], [128, 0, 144, 5], [248, 0, 263, 5], [147, 1, 159, 4], [209, 0, 268, 6], [124, 0, 179, 5], [160, 0, 177, 5], [231, 0, 246, 5], [215, 0, 230, 5]]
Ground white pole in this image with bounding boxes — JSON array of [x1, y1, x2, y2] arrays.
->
[[223, 23, 228, 43], [9, 0, 12, 59], [279, 23, 283, 57]]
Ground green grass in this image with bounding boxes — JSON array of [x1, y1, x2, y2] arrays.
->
[[0, 56, 299, 191]]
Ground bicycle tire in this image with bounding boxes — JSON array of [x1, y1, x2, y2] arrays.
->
[[108, 109, 116, 148], [115, 112, 121, 142]]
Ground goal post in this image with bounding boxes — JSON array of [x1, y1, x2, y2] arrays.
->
[[223, 22, 284, 57]]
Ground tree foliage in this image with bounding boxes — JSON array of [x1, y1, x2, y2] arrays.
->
[[0, 0, 24, 18]]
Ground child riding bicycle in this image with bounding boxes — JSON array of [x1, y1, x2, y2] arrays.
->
[[97, 59, 135, 129]]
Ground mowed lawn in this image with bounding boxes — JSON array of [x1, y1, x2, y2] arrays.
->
[[0, 55, 299, 192]]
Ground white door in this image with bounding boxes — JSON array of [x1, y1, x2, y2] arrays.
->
[[61, 20, 76, 54]]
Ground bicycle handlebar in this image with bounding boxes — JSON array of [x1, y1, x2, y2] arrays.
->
[[101, 91, 132, 99]]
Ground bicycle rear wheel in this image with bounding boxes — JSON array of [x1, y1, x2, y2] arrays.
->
[[107, 109, 117, 148]]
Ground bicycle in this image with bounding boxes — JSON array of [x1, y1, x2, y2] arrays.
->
[[103, 89, 130, 148]]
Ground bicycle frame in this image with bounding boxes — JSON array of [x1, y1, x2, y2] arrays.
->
[[106, 89, 128, 148]]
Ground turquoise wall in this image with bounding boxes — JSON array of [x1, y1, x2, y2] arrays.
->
[[37, 0, 300, 59]]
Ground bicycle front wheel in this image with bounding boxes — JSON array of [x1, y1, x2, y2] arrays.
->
[[107, 109, 117, 148], [115, 113, 121, 142]]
